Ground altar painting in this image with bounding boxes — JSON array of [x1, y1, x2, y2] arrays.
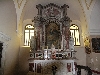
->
[[45, 23, 61, 49]]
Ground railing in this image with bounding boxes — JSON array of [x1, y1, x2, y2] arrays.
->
[[76, 65, 92, 75], [76, 65, 100, 75], [92, 70, 100, 75]]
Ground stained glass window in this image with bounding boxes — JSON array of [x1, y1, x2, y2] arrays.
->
[[24, 24, 34, 46], [70, 24, 80, 46]]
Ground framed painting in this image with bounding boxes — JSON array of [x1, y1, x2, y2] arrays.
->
[[92, 38, 100, 53], [45, 23, 61, 49]]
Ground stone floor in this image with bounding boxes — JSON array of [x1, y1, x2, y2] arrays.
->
[[27, 72, 34, 75]]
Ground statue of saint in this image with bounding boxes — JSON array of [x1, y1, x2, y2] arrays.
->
[[64, 27, 71, 50], [69, 37, 74, 50], [51, 44, 56, 59]]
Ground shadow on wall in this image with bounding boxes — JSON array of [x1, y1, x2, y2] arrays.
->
[[18, 46, 30, 75]]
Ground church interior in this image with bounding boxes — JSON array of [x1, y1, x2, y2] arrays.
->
[[0, 0, 100, 75]]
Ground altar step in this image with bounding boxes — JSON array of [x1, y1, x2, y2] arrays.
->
[[0, 68, 3, 75], [27, 71, 75, 75], [27, 72, 53, 75], [27, 71, 34, 75]]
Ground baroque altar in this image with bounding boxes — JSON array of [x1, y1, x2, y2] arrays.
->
[[29, 3, 77, 75]]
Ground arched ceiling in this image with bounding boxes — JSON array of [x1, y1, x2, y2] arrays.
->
[[23, 0, 82, 21], [14, 0, 100, 37]]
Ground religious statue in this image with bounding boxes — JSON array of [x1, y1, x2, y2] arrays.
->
[[51, 44, 55, 51], [64, 26, 71, 50], [30, 36, 35, 50], [51, 44, 56, 59], [69, 37, 74, 50], [67, 63, 71, 72]]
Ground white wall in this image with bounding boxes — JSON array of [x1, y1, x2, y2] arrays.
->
[[89, 0, 100, 35], [0, 0, 20, 75], [23, 0, 80, 21], [19, 46, 30, 75], [80, 0, 100, 72], [75, 47, 86, 75]]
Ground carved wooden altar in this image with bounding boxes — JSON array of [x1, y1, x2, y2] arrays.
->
[[29, 3, 77, 75]]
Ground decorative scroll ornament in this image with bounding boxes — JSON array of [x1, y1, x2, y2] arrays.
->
[[60, 16, 71, 26], [42, 3, 61, 18], [34, 16, 46, 26]]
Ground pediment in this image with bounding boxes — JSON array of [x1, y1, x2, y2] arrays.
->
[[36, 3, 69, 19]]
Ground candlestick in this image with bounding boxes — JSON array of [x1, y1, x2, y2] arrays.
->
[[47, 46, 48, 59], [58, 46, 59, 59], [47, 46, 48, 50], [42, 46, 44, 50]]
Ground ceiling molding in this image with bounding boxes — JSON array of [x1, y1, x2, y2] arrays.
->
[[78, 0, 88, 29], [89, 29, 100, 35], [17, 0, 24, 9], [90, 29, 100, 33], [13, 0, 27, 34], [85, 0, 93, 10]]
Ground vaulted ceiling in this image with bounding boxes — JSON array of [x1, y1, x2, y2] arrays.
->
[[23, 0, 82, 21], [14, 0, 100, 36]]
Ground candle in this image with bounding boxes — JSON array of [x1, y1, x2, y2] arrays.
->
[[47, 46, 48, 50], [42, 46, 44, 50]]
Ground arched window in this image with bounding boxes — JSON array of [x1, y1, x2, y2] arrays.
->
[[70, 24, 80, 46], [24, 24, 34, 46]]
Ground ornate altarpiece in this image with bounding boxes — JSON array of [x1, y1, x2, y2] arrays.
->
[[29, 3, 77, 75], [33, 3, 71, 50]]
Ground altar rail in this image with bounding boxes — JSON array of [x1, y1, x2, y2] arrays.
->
[[76, 65, 100, 75]]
